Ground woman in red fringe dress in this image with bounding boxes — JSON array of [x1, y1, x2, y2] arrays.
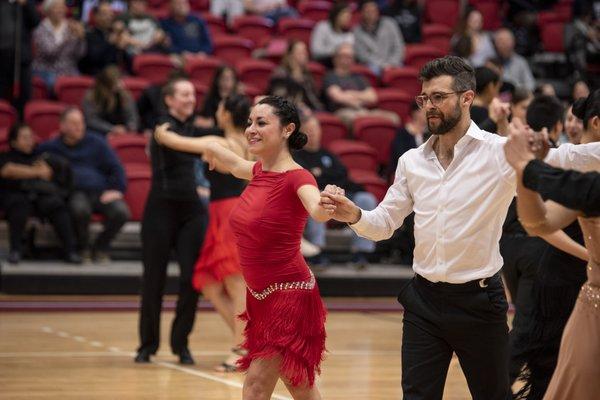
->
[[191, 94, 252, 372], [155, 96, 332, 399]]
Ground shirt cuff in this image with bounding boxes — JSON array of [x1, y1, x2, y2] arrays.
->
[[522, 159, 544, 191], [348, 209, 368, 234]]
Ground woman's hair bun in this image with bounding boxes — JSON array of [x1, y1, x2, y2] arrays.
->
[[288, 131, 308, 150]]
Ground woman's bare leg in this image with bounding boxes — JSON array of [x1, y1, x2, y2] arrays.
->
[[223, 274, 247, 347], [243, 357, 281, 400], [202, 282, 234, 331], [284, 378, 322, 400]]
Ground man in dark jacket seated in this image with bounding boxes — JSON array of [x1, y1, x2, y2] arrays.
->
[[0, 123, 80, 264], [293, 116, 377, 267], [37, 107, 130, 263]]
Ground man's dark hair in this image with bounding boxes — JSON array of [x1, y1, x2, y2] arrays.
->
[[474, 66, 499, 95], [328, 1, 350, 27], [419, 56, 476, 92], [161, 77, 192, 99], [526, 95, 565, 132], [8, 123, 28, 149], [358, 0, 378, 10], [572, 88, 600, 129]]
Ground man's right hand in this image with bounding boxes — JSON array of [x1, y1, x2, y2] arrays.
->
[[320, 184, 362, 224], [34, 160, 53, 181]]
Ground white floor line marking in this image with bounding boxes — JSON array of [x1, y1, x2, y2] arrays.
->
[[89, 341, 103, 347], [73, 336, 86, 342], [153, 360, 293, 400], [108, 347, 121, 352], [0, 351, 129, 358], [41, 326, 53, 333], [57, 331, 69, 338]]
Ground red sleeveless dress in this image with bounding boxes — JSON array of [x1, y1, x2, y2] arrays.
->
[[229, 162, 327, 387]]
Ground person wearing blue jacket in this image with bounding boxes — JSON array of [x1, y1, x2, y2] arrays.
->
[[160, 0, 213, 56], [37, 107, 130, 263]]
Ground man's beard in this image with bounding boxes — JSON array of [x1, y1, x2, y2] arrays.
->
[[427, 104, 462, 135]]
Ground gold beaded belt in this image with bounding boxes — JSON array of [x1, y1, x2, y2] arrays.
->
[[248, 270, 316, 300], [579, 283, 600, 309]]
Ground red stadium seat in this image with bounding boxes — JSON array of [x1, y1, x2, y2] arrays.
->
[[537, 11, 564, 25], [353, 116, 398, 166], [472, 0, 502, 30], [278, 18, 316, 46], [121, 76, 150, 101], [262, 38, 289, 64], [425, 0, 460, 28], [213, 36, 254, 66], [189, 0, 209, 12], [0, 127, 9, 151], [123, 168, 152, 221], [132, 53, 176, 85], [328, 139, 379, 172], [54, 75, 95, 106], [540, 22, 565, 53], [32, 76, 49, 100], [243, 84, 262, 98], [308, 62, 326, 90], [24, 101, 68, 141], [376, 89, 413, 122], [422, 24, 452, 54], [551, 2, 572, 21], [184, 56, 222, 86], [232, 15, 274, 46], [0, 100, 17, 129], [297, 1, 332, 22], [236, 59, 277, 94], [381, 67, 421, 97], [348, 169, 388, 202], [404, 45, 444, 70], [108, 134, 149, 165], [201, 12, 227, 37], [350, 64, 379, 87], [315, 112, 348, 149]]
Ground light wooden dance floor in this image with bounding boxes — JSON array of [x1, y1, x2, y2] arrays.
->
[[0, 299, 481, 399]]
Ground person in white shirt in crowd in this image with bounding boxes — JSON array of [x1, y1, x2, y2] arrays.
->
[[210, 0, 244, 26], [353, 0, 405, 76], [242, 0, 297, 23], [494, 28, 536, 92], [310, 1, 354, 66], [320, 56, 600, 400]]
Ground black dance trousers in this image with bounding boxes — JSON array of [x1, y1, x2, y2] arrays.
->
[[138, 191, 207, 354], [500, 235, 545, 384], [398, 273, 511, 400], [2, 191, 76, 254]]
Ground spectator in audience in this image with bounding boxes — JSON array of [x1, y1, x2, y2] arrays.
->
[[161, 0, 213, 56], [310, 2, 355, 66], [534, 82, 557, 97], [565, 3, 600, 81], [265, 76, 313, 120], [198, 66, 241, 127], [354, 0, 405, 76], [493, 28, 536, 91], [572, 80, 591, 101], [0, 0, 39, 116], [323, 43, 399, 128], [509, 87, 533, 123], [80, 0, 127, 23], [526, 95, 565, 146], [32, 0, 86, 91], [382, 0, 422, 44], [79, 0, 127, 75], [272, 40, 323, 111], [242, 0, 297, 23], [82, 65, 140, 136], [471, 66, 510, 134], [37, 107, 130, 263], [565, 104, 585, 144], [451, 7, 496, 68], [0, 123, 80, 265], [118, 0, 170, 56], [211, 0, 244, 26], [388, 101, 426, 176], [293, 116, 377, 268]]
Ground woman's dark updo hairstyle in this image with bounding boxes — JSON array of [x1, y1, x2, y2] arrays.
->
[[223, 94, 251, 130], [8, 123, 28, 150], [257, 95, 307, 150], [572, 89, 600, 129]]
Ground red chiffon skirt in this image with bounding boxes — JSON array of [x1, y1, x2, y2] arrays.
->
[[237, 285, 327, 387], [192, 198, 242, 292]]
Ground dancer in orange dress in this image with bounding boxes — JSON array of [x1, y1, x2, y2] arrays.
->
[[155, 96, 333, 399], [190, 94, 252, 371]]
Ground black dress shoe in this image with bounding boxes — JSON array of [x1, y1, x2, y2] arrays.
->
[[65, 252, 83, 264], [7, 251, 21, 265], [134, 349, 152, 363], [178, 348, 195, 365]]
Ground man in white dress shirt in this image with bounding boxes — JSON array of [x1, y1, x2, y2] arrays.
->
[[320, 56, 600, 400]]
